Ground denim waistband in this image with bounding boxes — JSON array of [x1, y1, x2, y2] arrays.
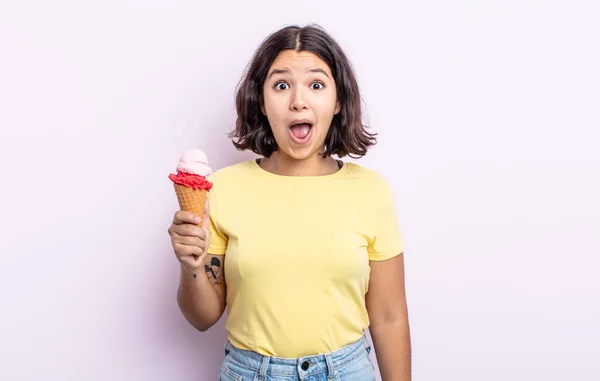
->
[[223, 335, 372, 378]]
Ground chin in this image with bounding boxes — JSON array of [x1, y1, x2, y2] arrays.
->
[[281, 146, 319, 161]]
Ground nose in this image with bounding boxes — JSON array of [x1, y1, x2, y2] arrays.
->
[[290, 88, 308, 111]]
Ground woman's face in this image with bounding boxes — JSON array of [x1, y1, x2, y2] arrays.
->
[[261, 50, 340, 161]]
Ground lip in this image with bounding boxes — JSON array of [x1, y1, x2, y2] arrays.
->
[[289, 118, 314, 127]]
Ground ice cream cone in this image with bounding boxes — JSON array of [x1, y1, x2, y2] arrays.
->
[[169, 148, 213, 227], [173, 183, 207, 226]]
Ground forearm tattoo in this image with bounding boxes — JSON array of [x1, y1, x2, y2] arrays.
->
[[203, 256, 224, 285]]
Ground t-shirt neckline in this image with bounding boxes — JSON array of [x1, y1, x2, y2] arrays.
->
[[249, 158, 349, 180]]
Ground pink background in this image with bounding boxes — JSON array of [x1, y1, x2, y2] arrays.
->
[[1, 0, 599, 380]]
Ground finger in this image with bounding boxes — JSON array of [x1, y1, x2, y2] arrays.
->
[[173, 223, 205, 238], [173, 242, 195, 257], [174, 233, 205, 249], [173, 210, 201, 225], [174, 242, 205, 258]]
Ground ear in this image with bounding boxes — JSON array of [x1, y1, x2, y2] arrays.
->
[[260, 100, 266, 115], [334, 101, 341, 115]]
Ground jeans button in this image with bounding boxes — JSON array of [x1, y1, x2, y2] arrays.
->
[[301, 361, 309, 371]]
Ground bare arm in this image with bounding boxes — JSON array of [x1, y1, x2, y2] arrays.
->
[[168, 198, 227, 332], [366, 253, 411, 381], [177, 254, 226, 331]]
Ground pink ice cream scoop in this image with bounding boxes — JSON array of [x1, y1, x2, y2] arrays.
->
[[168, 148, 213, 191], [176, 149, 212, 176]]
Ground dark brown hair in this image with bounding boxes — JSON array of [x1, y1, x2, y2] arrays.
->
[[229, 24, 377, 159]]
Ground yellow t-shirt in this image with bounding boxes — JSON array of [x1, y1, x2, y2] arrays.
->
[[206, 159, 404, 358]]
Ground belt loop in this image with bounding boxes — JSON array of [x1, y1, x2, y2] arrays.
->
[[325, 353, 336, 380], [257, 355, 269, 381], [363, 332, 372, 353]]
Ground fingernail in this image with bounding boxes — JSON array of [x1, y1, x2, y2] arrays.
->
[[194, 216, 201, 223]]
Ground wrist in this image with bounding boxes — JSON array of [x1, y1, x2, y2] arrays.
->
[[180, 263, 203, 278]]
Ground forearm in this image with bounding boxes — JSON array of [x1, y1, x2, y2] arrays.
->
[[370, 320, 411, 381], [177, 266, 223, 331]]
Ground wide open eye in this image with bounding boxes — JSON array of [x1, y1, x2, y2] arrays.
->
[[311, 82, 324, 90], [275, 82, 289, 90]]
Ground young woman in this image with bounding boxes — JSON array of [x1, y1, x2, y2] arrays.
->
[[168, 24, 411, 381]]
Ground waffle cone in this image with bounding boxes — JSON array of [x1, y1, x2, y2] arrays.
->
[[173, 183, 207, 226]]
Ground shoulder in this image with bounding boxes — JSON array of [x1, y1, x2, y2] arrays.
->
[[342, 162, 399, 213], [206, 160, 257, 208], [206, 159, 255, 185], [342, 162, 393, 193]]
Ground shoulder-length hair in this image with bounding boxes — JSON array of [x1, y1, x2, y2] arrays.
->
[[229, 24, 377, 159]]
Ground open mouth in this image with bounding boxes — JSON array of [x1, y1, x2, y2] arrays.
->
[[289, 120, 313, 144]]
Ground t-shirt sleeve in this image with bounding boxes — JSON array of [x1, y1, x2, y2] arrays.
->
[[367, 180, 405, 261], [207, 186, 228, 255]]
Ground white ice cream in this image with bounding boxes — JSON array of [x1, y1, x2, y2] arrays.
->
[[176, 148, 212, 176]]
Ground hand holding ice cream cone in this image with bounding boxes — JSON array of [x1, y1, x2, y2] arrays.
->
[[169, 200, 211, 271]]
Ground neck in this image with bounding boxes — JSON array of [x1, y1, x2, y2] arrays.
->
[[259, 151, 340, 177]]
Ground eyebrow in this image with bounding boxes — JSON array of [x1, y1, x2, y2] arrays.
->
[[267, 67, 331, 80]]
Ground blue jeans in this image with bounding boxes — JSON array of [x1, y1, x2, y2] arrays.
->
[[218, 336, 376, 381]]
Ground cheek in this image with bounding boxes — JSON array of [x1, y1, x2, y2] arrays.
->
[[264, 106, 288, 133], [313, 107, 337, 126], [264, 97, 285, 119], [314, 93, 338, 116]]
